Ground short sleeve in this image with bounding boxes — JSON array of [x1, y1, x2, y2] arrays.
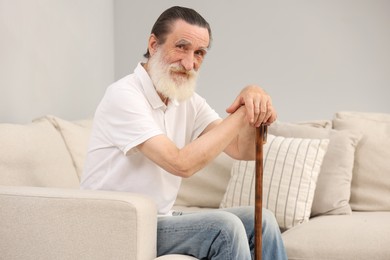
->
[[94, 81, 164, 155]]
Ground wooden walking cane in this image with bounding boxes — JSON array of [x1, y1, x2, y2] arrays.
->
[[255, 124, 267, 260]]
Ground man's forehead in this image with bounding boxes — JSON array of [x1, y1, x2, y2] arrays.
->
[[169, 19, 210, 48], [175, 38, 207, 49]]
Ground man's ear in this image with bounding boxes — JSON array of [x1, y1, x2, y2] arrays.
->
[[148, 34, 159, 56]]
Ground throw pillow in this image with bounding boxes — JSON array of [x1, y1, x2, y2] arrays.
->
[[333, 111, 390, 211], [220, 134, 329, 230], [34, 115, 93, 180], [268, 121, 362, 216]]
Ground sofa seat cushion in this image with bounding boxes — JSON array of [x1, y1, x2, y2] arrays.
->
[[155, 255, 198, 260], [0, 120, 79, 188], [172, 205, 215, 213], [282, 212, 390, 260]]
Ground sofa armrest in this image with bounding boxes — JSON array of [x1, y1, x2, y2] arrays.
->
[[0, 185, 157, 260]]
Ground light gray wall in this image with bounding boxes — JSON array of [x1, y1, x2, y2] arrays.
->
[[114, 0, 390, 122], [1, 0, 389, 123], [0, 0, 115, 123]]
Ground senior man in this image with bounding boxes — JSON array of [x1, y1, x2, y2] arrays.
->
[[81, 6, 287, 260]]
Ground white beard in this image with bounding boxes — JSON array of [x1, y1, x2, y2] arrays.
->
[[147, 49, 198, 102]]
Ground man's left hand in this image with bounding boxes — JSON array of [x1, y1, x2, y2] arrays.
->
[[226, 85, 277, 127]]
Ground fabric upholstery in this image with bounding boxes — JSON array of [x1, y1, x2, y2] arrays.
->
[[175, 152, 233, 208], [220, 134, 329, 230], [0, 186, 157, 260], [269, 121, 362, 216], [294, 119, 332, 129], [0, 120, 79, 188], [34, 115, 93, 180], [333, 111, 390, 211], [156, 255, 198, 260], [1, 112, 388, 260], [282, 212, 390, 260]]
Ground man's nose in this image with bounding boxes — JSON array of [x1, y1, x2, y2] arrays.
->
[[181, 53, 196, 71]]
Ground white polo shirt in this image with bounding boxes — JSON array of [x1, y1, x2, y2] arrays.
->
[[80, 63, 220, 214]]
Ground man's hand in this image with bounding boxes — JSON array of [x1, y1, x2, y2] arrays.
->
[[226, 85, 277, 127]]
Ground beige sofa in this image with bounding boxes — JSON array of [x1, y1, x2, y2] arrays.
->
[[1, 111, 389, 260]]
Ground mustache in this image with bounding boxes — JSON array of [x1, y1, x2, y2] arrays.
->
[[169, 64, 197, 77]]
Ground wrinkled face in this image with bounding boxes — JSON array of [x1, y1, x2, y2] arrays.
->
[[146, 19, 210, 101]]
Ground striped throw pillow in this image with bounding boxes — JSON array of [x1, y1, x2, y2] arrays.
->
[[220, 134, 329, 230]]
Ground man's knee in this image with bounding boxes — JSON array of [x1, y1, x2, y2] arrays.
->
[[262, 208, 280, 235], [207, 211, 246, 232]]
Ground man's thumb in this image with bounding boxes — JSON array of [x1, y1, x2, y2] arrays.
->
[[226, 97, 242, 114]]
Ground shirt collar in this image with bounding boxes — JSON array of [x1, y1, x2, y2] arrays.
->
[[134, 63, 180, 109], [134, 63, 163, 109]]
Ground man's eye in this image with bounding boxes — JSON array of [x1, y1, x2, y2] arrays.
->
[[176, 44, 185, 50], [195, 50, 206, 57]]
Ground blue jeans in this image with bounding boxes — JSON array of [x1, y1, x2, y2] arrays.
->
[[157, 206, 287, 260]]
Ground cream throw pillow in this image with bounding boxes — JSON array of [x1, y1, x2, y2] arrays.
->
[[220, 134, 329, 230], [268, 121, 362, 216], [333, 111, 390, 211]]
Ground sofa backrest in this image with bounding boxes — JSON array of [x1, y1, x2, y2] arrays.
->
[[0, 119, 80, 188], [3, 112, 388, 215], [34, 115, 93, 180], [175, 152, 234, 209]]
